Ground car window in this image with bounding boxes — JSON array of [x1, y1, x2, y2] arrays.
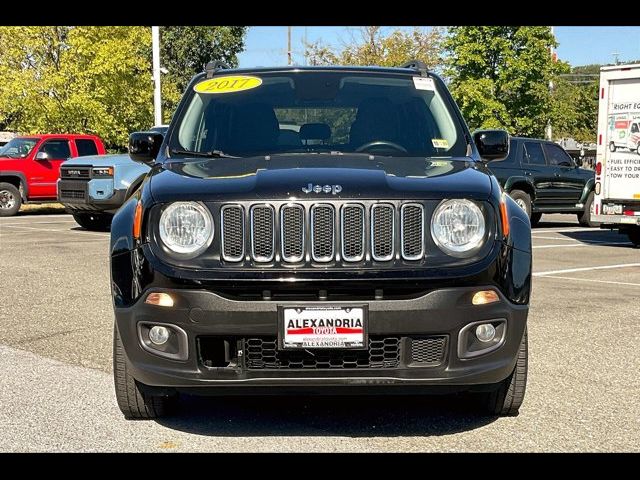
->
[[75, 139, 98, 156], [0, 138, 38, 158], [40, 140, 71, 159], [543, 143, 573, 168], [523, 142, 546, 165], [632, 123, 639, 134]]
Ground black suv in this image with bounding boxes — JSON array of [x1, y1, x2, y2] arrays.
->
[[489, 137, 596, 226], [111, 63, 532, 419]]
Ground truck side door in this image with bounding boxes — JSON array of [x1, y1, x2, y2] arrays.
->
[[543, 143, 583, 205], [30, 138, 72, 199], [522, 141, 556, 205]]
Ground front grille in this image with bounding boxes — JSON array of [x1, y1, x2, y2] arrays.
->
[[59, 189, 85, 199], [244, 336, 401, 369], [250, 205, 275, 262], [401, 204, 425, 260], [311, 204, 335, 262], [409, 336, 447, 365], [371, 204, 394, 261], [341, 204, 365, 261], [60, 167, 91, 179], [281, 204, 304, 262], [221, 205, 244, 262]]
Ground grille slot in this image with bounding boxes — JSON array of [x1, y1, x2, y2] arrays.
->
[[59, 189, 85, 199], [244, 336, 401, 369], [281, 204, 305, 262], [311, 204, 335, 262], [250, 205, 275, 262], [410, 336, 447, 365], [221, 205, 244, 262], [341, 204, 365, 262], [401, 204, 424, 260], [61, 168, 91, 179], [371, 204, 394, 261]]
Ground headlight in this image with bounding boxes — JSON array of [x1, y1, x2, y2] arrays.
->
[[431, 199, 485, 256], [159, 202, 214, 257], [92, 167, 113, 177]]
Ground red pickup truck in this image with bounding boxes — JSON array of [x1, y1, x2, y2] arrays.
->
[[0, 134, 106, 216]]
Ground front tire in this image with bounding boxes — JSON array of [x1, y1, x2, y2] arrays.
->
[[0, 182, 22, 217], [578, 192, 599, 227], [113, 324, 177, 419], [628, 226, 640, 247], [530, 212, 542, 227], [509, 189, 532, 219], [480, 328, 528, 416], [72, 213, 112, 231], [609, 142, 617, 152]]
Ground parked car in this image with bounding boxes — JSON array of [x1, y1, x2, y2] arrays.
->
[[0, 134, 106, 216], [58, 126, 168, 231], [110, 62, 532, 419], [488, 137, 596, 226]]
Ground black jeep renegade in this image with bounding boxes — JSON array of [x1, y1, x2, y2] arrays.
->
[[111, 63, 532, 419]]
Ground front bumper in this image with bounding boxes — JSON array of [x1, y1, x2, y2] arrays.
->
[[115, 285, 528, 392], [58, 179, 126, 212], [592, 214, 640, 226]]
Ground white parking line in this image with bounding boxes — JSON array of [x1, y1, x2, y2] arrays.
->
[[533, 240, 631, 249], [533, 263, 640, 277], [532, 235, 579, 241], [533, 227, 603, 233], [536, 275, 640, 287], [0, 225, 109, 237], [0, 220, 77, 226], [0, 214, 71, 220]]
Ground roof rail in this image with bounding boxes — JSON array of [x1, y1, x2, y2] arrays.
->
[[399, 60, 429, 76], [205, 61, 231, 78]]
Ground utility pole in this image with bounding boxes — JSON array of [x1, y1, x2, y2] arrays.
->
[[287, 26, 292, 65], [152, 26, 162, 126], [612, 52, 620, 65], [546, 26, 555, 141]]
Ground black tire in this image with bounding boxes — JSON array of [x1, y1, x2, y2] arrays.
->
[[480, 327, 528, 416], [636, 144, 640, 156], [508, 189, 532, 219], [0, 182, 22, 217], [530, 212, 542, 227], [113, 324, 177, 419], [609, 142, 616, 152], [628, 226, 640, 247], [72, 213, 112, 231], [578, 192, 599, 227]]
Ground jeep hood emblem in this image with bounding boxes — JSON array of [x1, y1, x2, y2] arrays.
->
[[302, 183, 343, 195]]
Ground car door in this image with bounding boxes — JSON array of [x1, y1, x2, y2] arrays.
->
[[521, 141, 556, 205], [30, 138, 72, 198], [543, 143, 583, 205]]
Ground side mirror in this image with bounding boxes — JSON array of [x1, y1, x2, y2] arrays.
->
[[35, 151, 49, 161], [129, 131, 164, 165], [473, 129, 510, 162]]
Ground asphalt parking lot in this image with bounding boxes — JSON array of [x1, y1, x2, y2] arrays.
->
[[0, 212, 638, 452]]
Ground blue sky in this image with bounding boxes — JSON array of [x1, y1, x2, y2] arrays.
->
[[238, 26, 640, 68]]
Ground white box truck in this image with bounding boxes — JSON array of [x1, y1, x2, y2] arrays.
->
[[592, 64, 640, 246]]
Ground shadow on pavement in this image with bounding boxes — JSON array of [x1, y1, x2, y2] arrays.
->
[[156, 394, 497, 437]]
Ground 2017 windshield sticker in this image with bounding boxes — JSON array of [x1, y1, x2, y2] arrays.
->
[[432, 138, 449, 149], [413, 77, 435, 91], [194, 75, 263, 94]]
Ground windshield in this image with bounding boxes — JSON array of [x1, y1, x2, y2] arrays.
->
[[0, 138, 38, 158], [170, 71, 468, 158]]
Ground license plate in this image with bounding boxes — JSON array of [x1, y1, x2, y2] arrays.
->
[[603, 204, 623, 215], [281, 306, 366, 349]]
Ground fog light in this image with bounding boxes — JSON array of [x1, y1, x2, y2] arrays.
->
[[472, 290, 499, 305], [475, 323, 496, 343], [149, 326, 170, 345], [145, 292, 174, 307]]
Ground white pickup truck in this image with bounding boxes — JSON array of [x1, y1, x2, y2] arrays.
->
[[592, 64, 640, 246]]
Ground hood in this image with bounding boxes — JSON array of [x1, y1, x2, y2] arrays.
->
[[149, 154, 493, 203], [61, 154, 134, 167]]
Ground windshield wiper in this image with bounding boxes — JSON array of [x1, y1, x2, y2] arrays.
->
[[170, 148, 238, 158]]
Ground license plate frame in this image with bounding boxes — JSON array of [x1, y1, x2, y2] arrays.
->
[[278, 305, 368, 350]]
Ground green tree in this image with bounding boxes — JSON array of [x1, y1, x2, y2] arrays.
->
[[445, 26, 567, 138], [306, 26, 444, 70]]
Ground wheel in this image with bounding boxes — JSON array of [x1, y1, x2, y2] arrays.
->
[[0, 182, 22, 217], [636, 144, 640, 155], [609, 142, 616, 152], [578, 191, 599, 227], [508, 190, 532, 219], [530, 212, 542, 227], [113, 324, 177, 419], [72, 213, 112, 231], [480, 327, 528, 416], [628, 226, 640, 247]]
